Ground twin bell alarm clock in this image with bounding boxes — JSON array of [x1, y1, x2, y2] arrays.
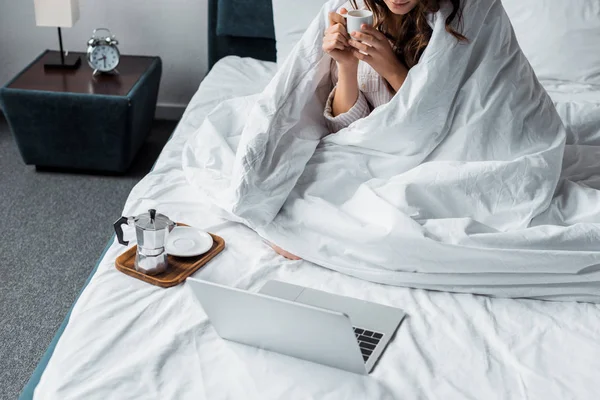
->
[[86, 28, 120, 76]]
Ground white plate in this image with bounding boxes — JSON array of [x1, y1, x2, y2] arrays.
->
[[166, 226, 213, 257]]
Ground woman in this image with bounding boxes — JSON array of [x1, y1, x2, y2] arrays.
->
[[271, 0, 467, 260], [324, 0, 467, 132]]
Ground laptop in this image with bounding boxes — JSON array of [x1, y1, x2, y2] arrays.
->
[[186, 278, 406, 375]]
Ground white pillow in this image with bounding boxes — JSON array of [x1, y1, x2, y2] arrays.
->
[[502, 0, 600, 84], [272, 0, 330, 65]]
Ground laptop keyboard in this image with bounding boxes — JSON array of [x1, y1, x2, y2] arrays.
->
[[353, 326, 384, 363]]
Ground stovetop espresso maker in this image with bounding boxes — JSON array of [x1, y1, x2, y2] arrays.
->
[[114, 209, 176, 275]]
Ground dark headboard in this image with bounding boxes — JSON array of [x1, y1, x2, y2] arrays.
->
[[208, 0, 277, 69]]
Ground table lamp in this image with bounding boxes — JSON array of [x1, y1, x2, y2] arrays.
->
[[34, 0, 82, 70]]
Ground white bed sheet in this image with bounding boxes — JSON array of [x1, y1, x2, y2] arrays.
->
[[34, 57, 600, 400]]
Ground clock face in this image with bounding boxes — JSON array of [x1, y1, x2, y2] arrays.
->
[[89, 45, 120, 72]]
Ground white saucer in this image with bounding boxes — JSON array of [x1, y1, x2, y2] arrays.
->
[[166, 226, 214, 257]]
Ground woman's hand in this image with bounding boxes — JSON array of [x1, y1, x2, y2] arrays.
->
[[269, 242, 302, 261], [323, 8, 358, 67], [348, 25, 408, 92]]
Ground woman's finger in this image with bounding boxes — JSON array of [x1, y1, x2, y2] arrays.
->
[[351, 31, 378, 47], [324, 39, 347, 53], [323, 33, 348, 49], [328, 12, 336, 26], [348, 39, 370, 54], [332, 32, 349, 46], [361, 24, 387, 41], [325, 24, 344, 36], [330, 23, 350, 38], [329, 11, 347, 26], [325, 24, 347, 39], [352, 49, 371, 62], [331, 40, 346, 51]]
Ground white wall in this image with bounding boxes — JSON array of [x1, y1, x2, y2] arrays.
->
[[0, 0, 209, 119]]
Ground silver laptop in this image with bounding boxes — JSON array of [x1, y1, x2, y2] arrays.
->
[[186, 278, 406, 375]]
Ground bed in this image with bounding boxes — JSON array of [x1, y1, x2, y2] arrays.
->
[[21, 0, 600, 399]]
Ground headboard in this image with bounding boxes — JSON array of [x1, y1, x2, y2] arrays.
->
[[208, 0, 277, 69]]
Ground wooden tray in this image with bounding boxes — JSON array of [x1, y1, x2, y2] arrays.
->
[[115, 230, 225, 288]]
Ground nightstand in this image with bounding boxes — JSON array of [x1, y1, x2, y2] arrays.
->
[[0, 50, 162, 173]]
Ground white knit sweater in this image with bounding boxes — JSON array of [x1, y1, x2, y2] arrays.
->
[[323, 60, 395, 133]]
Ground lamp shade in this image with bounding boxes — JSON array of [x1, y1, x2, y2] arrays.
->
[[34, 0, 80, 28]]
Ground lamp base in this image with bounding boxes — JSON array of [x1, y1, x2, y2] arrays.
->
[[44, 53, 82, 70]]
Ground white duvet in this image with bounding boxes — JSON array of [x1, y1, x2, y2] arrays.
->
[[183, 0, 600, 301]]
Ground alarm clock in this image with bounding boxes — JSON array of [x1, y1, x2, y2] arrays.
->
[[86, 28, 120, 76]]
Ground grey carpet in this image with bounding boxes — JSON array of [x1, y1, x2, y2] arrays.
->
[[0, 115, 176, 400]]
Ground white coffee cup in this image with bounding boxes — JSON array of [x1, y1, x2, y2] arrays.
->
[[344, 10, 374, 35]]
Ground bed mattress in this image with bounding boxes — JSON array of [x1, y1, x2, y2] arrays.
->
[[33, 57, 600, 399]]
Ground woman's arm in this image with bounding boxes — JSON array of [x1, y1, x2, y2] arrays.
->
[[382, 67, 408, 93], [331, 63, 359, 116], [324, 67, 371, 133], [323, 9, 364, 117], [323, 10, 371, 132]]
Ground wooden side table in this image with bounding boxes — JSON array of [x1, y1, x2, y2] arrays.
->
[[0, 50, 162, 173]]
